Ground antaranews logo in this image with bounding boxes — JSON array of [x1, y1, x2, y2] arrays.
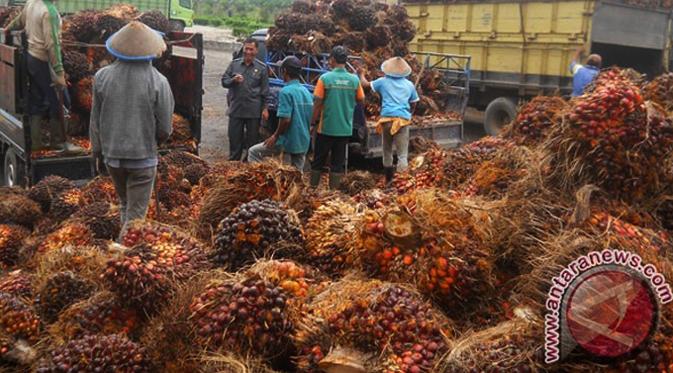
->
[[544, 249, 672, 364]]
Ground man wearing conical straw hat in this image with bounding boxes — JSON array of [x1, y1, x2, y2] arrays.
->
[[359, 56, 419, 184], [89, 21, 174, 239]]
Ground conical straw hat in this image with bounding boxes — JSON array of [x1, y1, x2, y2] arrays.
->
[[381, 57, 412, 78], [106, 21, 166, 61]]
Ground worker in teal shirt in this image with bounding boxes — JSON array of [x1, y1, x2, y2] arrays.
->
[[248, 56, 313, 171], [570, 47, 602, 96]]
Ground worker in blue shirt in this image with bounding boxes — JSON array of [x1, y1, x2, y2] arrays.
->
[[570, 47, 602, 97]]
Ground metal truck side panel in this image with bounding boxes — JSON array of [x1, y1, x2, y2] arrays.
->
[[591, 2, 669, 50]]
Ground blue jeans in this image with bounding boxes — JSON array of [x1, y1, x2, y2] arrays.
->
[[248, 142, 306, 171]]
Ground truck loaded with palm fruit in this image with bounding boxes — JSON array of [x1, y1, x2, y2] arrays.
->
[[0, 5, 203, 187]]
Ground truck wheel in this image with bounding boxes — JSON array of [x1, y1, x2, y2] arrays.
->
[[3, 148, 25, 188], [484, 97, 517, 136], [170, 20, 185, 32]]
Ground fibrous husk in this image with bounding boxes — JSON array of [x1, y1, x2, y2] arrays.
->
[[137, 10, 170, 34], [294, 277, 452, 373], [0, 193, 42, 228], [211, 199, 304, 271], [32, 245, 108, 289]]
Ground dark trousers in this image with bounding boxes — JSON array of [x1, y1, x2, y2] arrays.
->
[[107, 165, 157, 240], [228, 117, 260, 161], [311, 133, 349, 174], [27, 54, 70, 117]]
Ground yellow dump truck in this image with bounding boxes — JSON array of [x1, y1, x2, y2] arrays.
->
[[403, 0, 673, 134]]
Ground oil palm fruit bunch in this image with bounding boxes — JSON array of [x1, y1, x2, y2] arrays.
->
[[35, 272, 95, 324], [347, 3, 376, 31], [550, 68, 673, 201], [189, 274, 294, 357], [79, 176, 117, 205], [56, 292, 139, 341], [38, 223, 94, 253], [0, 292, 40, 348], [72, 202, 120, 240], [212, 199, 304, 270], [73, 77, 93, 112], [36, 334, 151, 373], [161, 150, 208, 170], [137, 10, 170, 34], [21, 183, 55, 206], [441, 137, 512, 190], [62, 50, 91, 85], [93, 14, 126, 42], [297, 284, 448, 373], [304, 201, 361, 276], [165, 114, 193, 146], [0, 224, 30, 266], [184, 163, 209, 186], [49, 188, 82, 222], [644, 72, 673, 111], [510, 96, 567, 144], [0, 271, 33, 298], [608, 341, 673, 373], [63, 10, 98, 43], [393, 149, 447, 194], [0, 192, 42, 227]]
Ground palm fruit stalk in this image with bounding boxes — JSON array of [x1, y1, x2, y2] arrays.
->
[[295, 281, 450, 373], [0, 224, 30, 267], [0, 270, 33, 298], [211, 199, 304, 271], [34, 271, 95, 324], [36, 334, 151, 373]]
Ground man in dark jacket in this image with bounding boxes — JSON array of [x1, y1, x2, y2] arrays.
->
[[222, 38, 270, 161], [89, 21, 174, 238]]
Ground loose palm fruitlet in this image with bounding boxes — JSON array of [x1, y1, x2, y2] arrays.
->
[[0, 292, 40, 345], [0, 271, 33, 298], [49, 188, 82, 222], [36, 334, 151, 373], [212, 199, 304, 270], [644, 72, 673, 111], [509, 96, 567, 145], [0, 224, 30, 266], [35, 272, 95, 324], [297, 285, 448, 373], [28, 176, 77, 212], [549, 68, 673, 201], [189, 275, 293, 357]]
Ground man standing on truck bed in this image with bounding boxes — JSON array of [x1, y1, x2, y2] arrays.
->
[[248, 56, 312, 171], [5, 0, 82, 152], [571, 46, 602, 97], [89, 21, 174, 240], [221, 38, 269, 162], [359, 57, 419, 185], [310, 45, 365, 189]]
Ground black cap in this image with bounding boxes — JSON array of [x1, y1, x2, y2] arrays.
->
[[281, 56, 303, 73], [329, 45, 348, 64]]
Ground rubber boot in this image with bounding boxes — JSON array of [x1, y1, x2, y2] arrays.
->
[[328, 173, 344, 190], [49, 118, 84, 154], [310, 170, 322, 188], [384, 167, 395, 187], [29, 115, 44, 151]]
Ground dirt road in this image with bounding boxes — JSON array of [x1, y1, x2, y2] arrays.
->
[[199, 48, 232, 163]]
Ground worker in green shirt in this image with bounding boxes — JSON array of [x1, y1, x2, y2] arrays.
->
[[310, 46, 365, 189]]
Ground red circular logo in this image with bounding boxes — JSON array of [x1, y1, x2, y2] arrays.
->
[[565, 270, 656, 357]]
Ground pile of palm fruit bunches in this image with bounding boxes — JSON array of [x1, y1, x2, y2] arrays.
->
[[2, 63, 673, 372], [0, 4, 194, 159]]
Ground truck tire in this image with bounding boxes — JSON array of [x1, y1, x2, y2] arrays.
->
[[3, 148, 25, 188], [484, 97, 517, 136], [170, 20, 185, 32]]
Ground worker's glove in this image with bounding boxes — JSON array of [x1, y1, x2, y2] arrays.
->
[[52, 72, 67, 90]]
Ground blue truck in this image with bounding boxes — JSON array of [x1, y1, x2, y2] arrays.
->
[[237, 29, 471, 159]]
